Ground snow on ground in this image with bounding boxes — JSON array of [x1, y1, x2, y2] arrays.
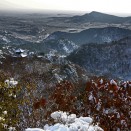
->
[[26, 129, 45, 131], [26, 111, 103, 131]]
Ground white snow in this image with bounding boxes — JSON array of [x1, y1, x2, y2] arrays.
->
[[8, 127, 16, 131], [21, 53, 28, 57], [45, 50, 57, 61], [26, 111, 103, 131], [54, 73, 63, 83], [5, 78, 18, 87], [2, 36, 10, 43], [51, 111, 62, 120], [88, 93, 93, 101], [110, 79, 117, 85], [3, 111, 7, 115], [101, 36, 112, 43], [100, 79, 103, 84], [15, 48, 25, 53], [59, 40, 78, 54], [26, 128, 45, 131]]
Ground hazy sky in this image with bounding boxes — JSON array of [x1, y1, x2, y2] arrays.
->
[[0, 0, 131, 14]]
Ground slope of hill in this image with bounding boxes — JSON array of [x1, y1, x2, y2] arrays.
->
[[67, 37, 131, 80], [0, 54, 89, 86], [46, 27, 131, 45]]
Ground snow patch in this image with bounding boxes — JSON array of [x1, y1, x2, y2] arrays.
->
[[26, 111, 103, 131]]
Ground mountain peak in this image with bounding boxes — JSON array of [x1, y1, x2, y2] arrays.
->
[[89, 11, 100, 14], [88, 11, 109, 16], [83, 11, 105, 17]]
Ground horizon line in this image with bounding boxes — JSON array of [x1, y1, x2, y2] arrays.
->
[[0, 9, 131, 17]]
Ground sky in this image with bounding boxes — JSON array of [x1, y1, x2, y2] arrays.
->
[[0, 0, 131, 15]]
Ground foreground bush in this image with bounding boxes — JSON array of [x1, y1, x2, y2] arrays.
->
[[31, 78, 131, 130], [0, 78, 21, 130], [0, 76, 130, 130]]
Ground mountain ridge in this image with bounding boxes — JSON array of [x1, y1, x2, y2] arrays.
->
[[67, 36, 131, 80], [46, 27, 131, 45], [68, 11, 131, 23]]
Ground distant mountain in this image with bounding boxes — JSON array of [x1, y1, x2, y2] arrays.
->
[[68, 11, 131, 23], [67, 37, 131, 80], [46, 27, 131, 45]]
